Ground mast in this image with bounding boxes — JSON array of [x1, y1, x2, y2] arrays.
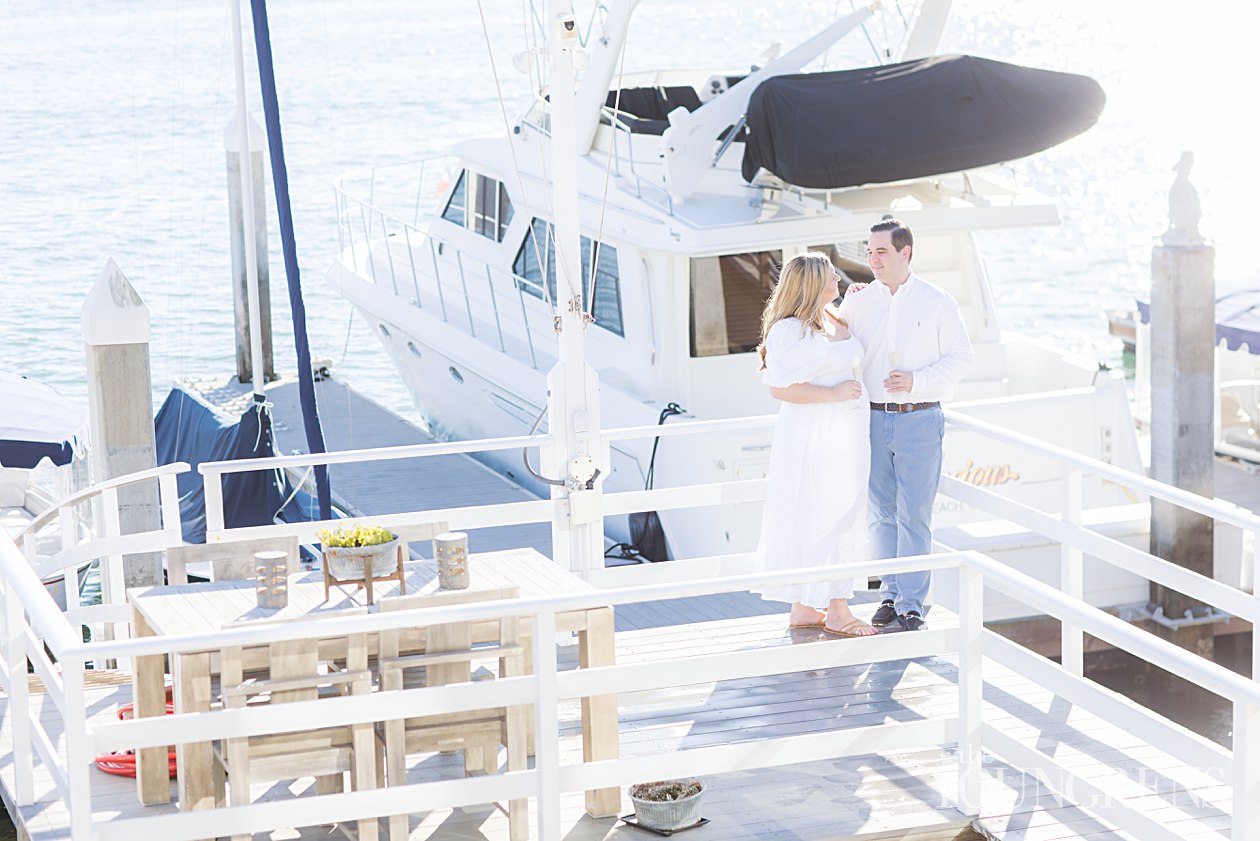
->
[[544, 2, 605, 582]]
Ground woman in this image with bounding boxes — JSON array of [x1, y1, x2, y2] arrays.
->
[[753, 252, 876, 636]]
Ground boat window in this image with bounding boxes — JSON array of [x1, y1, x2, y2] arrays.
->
[[474, 175, 514, 242], [441, 171, 468, 226], [513, 218, 624, 337], [812, 242, 873, 287], [689, 251, 782, 357], [440, 170, 514, 242]]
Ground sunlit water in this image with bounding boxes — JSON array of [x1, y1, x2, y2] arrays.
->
[[0, 5, 1258, 818]]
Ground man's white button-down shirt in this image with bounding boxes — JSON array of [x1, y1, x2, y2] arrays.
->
[[837, 273, 975, 404]]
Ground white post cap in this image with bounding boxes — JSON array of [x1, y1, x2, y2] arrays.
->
[[81, 258, 150, 345], [223, 111, 266, 153]]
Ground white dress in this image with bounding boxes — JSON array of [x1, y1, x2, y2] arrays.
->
[[753, 317, 871, 609]]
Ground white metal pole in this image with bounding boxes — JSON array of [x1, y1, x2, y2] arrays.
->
[[230, 0, 267, 399], [545, 0, 604, 576]]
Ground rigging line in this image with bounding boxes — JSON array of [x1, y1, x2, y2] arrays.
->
[[519, 5, 580, 314], [521, 0, 542, 96], [821, 0, 841, 69], [338, 306, 355, 366], [586, 9, 632, 327], [475, 0, 557, 318], [848, 0, 884, 64]]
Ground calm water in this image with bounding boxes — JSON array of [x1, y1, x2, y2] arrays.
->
[[0, 2, 1257, 829], [1, 0, 1256, 417]]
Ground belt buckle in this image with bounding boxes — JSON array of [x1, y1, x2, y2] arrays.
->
[[884, 402, 903, 413]]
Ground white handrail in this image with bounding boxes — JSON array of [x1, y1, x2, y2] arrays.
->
[[16, 462, 189, 541], [947, 408, 1260, 532], [79, 553, 958, 661], [964, 550, 1260, 705], [200, 432, 549, 475]]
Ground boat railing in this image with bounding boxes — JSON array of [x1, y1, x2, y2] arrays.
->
[[335, 167, 560, 371], [14, 462, 188, 615], [600, 111, 675, 215]]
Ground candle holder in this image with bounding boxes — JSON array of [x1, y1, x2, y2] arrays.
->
[[254, 550, 289, 609], [433, 532, 469, 590]]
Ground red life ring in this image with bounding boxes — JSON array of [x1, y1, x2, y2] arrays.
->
[[94, 701, 178, 779]]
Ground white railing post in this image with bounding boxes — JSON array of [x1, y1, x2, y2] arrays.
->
[[59, 502, 80, 613], [204, 465, 226, 537], [5, 569, 32, 805], [157, 472, 183, 541], [533, 610, 561, 841], [1252, 528, 1260, 683], [1060, 465, 1084, 676], [1233, 698, 1260, 840], [62, 656, 93, 841], [957, 557, 983, 816], [100, 486, 126, 610]]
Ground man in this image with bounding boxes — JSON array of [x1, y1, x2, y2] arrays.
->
[[838, 219, 974, 631]]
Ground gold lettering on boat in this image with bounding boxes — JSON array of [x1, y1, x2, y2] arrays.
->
[[947, 459, 1022, 487]]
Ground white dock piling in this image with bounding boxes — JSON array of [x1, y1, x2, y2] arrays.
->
[[225, 111, 275, 386], [1148, 152, 1215, 657], [81, 259, 162, 588]]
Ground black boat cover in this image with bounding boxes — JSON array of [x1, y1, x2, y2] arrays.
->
[[741, 54, 1105, 189]]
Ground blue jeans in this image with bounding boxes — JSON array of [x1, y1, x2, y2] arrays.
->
[[869, 405, 944, 616]]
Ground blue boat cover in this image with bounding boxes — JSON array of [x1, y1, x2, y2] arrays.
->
[[154, 386, 294, 543], [1137, 273, 1260, 354]]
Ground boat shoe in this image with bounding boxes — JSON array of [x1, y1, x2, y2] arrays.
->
[[900, 611, 926, 632], [871, 600, 898, 628]]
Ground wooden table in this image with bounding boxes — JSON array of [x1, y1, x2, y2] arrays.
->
[[128, 547, 620, 822]]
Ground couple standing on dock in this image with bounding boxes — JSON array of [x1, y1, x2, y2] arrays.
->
[[753, 219, 974, 636]]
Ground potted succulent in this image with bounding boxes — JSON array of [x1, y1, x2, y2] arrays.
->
[[628, 779, 704, 831], [318, 524, 398, 581]]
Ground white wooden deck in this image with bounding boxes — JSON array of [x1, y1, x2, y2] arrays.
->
[[0, 603, 1233, 841]]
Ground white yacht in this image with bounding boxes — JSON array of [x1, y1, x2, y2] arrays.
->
[[326, 1, 1165, 616]]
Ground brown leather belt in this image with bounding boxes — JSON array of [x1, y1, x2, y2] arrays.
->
[[869, 401, 940, 413]]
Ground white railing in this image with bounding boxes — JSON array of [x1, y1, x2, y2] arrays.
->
[[944, 409, 1260, 680], [6, 406, 1260, 838], [0, 463, 187, 821], [16, 463, 188, 617], [7, 523, 1260, 840]]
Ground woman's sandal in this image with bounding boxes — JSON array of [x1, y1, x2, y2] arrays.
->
[[823, 618, 877, 637], [788, 617, 827, 629]]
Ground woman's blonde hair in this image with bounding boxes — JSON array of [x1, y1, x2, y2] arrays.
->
[[756, 251, 842, 370]]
